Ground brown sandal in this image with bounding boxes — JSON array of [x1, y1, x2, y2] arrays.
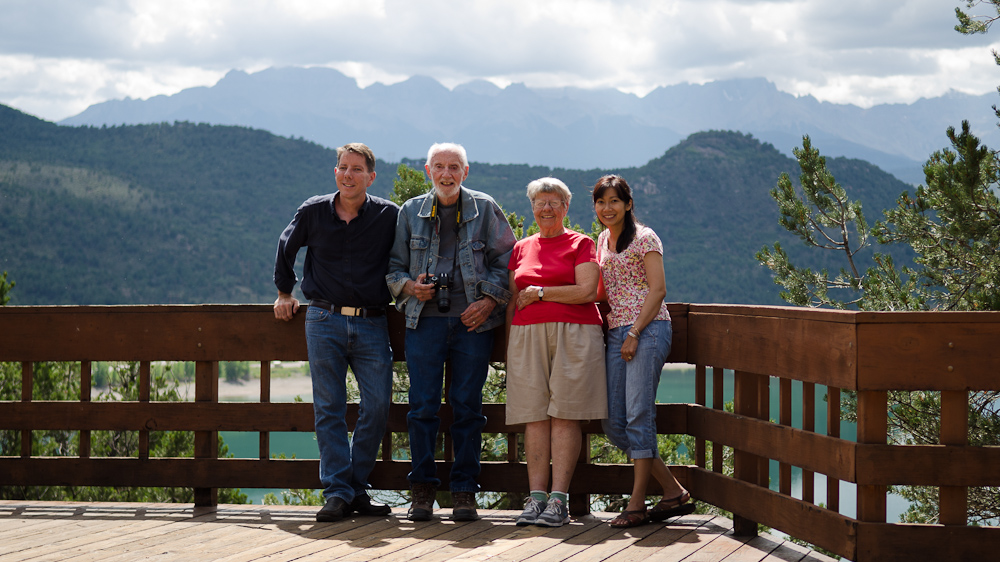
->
[[609, 509, 649, 528], [648, 491, 693, 522]]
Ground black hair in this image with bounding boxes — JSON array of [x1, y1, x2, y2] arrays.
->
[[592, 175, 638, 253]]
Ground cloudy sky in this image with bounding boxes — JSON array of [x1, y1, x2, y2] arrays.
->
[[2, 0, 999, 122]]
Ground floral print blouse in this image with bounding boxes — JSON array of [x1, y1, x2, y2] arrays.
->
[[597, 226, 671, 329]]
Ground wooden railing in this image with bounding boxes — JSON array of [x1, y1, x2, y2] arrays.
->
[[2, 304, 999, 561]]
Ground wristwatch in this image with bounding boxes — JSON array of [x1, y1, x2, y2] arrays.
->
[[537, 287, 545, 300]]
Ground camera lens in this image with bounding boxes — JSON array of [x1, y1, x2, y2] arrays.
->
[[436, 273, 451, 313]]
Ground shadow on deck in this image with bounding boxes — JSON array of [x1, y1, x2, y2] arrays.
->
[[0, 501, 836, 562]]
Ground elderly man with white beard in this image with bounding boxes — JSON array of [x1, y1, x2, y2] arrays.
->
[[386, 142, 516, 522]]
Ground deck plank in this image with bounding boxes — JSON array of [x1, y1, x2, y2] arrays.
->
[[640, 515, 744, 562], [295, 515, 487, 562], [674, 516, 755, 562], [0, 502, 837, 562], [489, 514, 609, 562], [601, 514, 715, 562], [30, 506, 256, 562], [205, 509, 404, 562], [724, 533, 791, 562]]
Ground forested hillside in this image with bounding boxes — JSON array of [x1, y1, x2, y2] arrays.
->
[[463, 131, 910, 304], [0, 104, 912, 305]]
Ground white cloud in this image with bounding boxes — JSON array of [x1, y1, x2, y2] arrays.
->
[[0, 54, 225, 120], [1, 0, 998, 120]]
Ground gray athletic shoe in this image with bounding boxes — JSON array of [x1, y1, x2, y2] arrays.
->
[[534, 496, 569, 527], [515, 496, 546, 526]]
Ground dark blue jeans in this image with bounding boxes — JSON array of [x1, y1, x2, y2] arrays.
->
[[305, 307, 393, 502], [405, 317, 493, 492]]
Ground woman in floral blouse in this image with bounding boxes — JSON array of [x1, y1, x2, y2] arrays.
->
[[593, 175, 693, 528]]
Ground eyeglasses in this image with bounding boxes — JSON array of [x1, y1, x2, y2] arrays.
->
[[531, 200, 565, 210]]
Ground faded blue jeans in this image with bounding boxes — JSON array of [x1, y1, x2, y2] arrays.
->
[[305, 306, 393, 502], [405, 316, 493, 492], [602, 320, 672, 459]]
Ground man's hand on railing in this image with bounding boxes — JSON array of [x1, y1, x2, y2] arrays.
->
[[274, 292, 300, 321]]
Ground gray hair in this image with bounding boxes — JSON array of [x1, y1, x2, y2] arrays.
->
[[426, 142, 469, 169], [526, 177, 572, 206]]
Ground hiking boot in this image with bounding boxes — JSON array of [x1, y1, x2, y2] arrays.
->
[[515, 496, 546, 526], [351, 492, 391, 516], [407, 482, 437, 521], [535, 496, 569, 527], [451, 491, 479, 521]]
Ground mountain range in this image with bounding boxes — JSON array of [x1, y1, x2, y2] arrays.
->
[[1, 103, 911, 307], [60, 66, 1000, 186]]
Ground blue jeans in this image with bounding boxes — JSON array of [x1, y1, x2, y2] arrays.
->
[[405, 316, 493, 492], [305, 306, 393, 502], [602, 320, 672, 459]]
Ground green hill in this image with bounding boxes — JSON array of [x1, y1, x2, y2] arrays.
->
[[0, 104, 911, 306], [463, 131, 910, 305]]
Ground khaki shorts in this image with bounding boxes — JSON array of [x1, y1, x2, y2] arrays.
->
[[505, 322, 608, 424]]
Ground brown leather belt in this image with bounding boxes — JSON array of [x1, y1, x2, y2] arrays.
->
[[310, 300, 385, 318]]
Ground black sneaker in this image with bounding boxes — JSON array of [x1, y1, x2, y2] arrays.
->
[[407, 483, 437, 521], [316, 496, 351, 522], [351, 493, 391, 516]]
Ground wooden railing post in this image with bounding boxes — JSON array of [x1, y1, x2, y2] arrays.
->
[[801, 381, 815, 503], [779, 377, 792, 495], [756, 374, 769, 490], [20, 362, 32, 458], [259, 360, 271, 461], [733, 369, 760, 536], [826, 386, 840, 513], [80, 361, 92, 458], [695, 364, 706, 468], [856, 390, 887, 523], [194, 360, 219, 507], [712, 366, 724, 473], [939, 390, 968, 525], [570, 433, 591, 516], [138, 361, 150, 460]]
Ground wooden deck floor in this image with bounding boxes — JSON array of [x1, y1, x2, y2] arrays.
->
[[0, 501, 837, 562]]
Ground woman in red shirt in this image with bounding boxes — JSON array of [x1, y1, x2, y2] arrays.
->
[[506, 177, 606, 528]]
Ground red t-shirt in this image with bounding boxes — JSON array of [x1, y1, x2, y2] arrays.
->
[[508, 231, 602, 326]]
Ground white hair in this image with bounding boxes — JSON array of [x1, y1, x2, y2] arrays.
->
[[426, 143, 469, 169], [526, 177, 572, 205]]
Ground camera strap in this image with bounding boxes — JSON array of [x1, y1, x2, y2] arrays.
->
[[428, 190, 462, 281]]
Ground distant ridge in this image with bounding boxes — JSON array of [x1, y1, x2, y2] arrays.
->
[[60, 67, 1000, 185]]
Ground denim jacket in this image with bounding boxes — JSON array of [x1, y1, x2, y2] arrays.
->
[[386, 186, 516, 331]]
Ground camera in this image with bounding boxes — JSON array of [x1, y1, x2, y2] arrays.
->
[[427, 273, 451, 313]]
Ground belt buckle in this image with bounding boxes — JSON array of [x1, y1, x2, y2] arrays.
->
[[340, 306, 360, 317]]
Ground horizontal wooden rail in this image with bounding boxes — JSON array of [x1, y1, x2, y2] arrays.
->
[[0, 402, 687, 436], [0, 457, 651, 495], [687, 405, 856, 483], [855, 444, 1000, 487]]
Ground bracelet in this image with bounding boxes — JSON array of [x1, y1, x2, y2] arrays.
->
[[627, 330, 640, 339]]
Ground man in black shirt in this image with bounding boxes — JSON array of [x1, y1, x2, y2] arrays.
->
[[274, 142, 399, 522]]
